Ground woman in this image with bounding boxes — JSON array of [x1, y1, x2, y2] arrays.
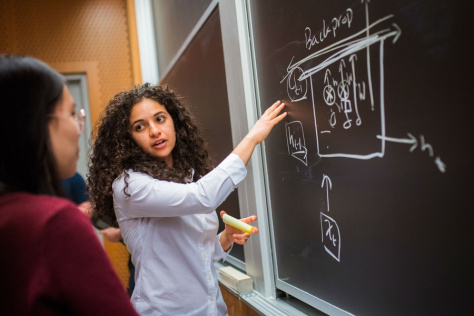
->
[[0, 55, 138, 315], [87, 84, 286, 315]]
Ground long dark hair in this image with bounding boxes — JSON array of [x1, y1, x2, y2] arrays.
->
[[0, 54, 65, 196], [88, 84, 213, 223]]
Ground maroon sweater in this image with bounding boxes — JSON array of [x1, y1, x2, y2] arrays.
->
[[0, 192, 138, 315]]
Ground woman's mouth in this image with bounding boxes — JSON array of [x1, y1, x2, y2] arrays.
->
[[153, 140, 166, 149]]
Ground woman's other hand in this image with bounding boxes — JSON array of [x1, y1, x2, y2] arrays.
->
[[99, 227, 122, 243], [219, 211, 259, 251]]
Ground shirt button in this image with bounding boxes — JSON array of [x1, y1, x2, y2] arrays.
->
[[209, 297, 214, 302], [208, 275, 212, 280], [203, 253, 207, 258]]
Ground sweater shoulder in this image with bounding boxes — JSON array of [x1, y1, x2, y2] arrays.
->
[[0, 192, 82, 227]]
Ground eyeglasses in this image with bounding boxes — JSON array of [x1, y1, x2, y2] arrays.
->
[[75, 109, 86, 134], [48, 108, 86, 134]]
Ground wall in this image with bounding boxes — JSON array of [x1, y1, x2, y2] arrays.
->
[[0, 0, 141, 289]]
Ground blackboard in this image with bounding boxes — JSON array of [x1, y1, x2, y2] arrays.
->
[[160, 8, 245, 262], [248, 0, 473, 315]]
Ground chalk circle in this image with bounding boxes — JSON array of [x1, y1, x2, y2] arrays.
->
[[337, 80, 350, 100], [324, 85, 336, 105], [287, 66, 308, 102]]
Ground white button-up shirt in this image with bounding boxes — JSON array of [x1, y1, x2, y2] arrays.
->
[[113, 154, 246, 316]]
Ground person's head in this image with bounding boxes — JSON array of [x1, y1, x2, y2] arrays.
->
[[88, 84, 213, 222], [129, 97, 176, 167], [0, 54, 81, 196]]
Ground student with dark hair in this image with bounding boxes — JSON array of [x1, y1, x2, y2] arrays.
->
[[88, 83, 286, 315], [0, 54, 138, 315]]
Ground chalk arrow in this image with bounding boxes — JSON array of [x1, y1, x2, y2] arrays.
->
[[339, 59, 346, 74], [349, 54, 358, 64], [407, 133, 417, 152], [321, 174, 332, 213], [377, 133, 418, 152], [287, 56, 296, 72], [280, 56, 297, 83], [324, 69, 332, 85], [321, 174, 332, 190], [392, 23, 401, 44]]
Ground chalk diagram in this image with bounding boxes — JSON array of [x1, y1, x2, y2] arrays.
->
[[282, 0, 446, 262]]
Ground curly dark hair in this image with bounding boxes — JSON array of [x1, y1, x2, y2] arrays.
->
[[87, 84, 214, 224]]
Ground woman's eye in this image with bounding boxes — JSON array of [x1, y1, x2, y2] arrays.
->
[[156, 116, 165, 122], [135, 124, 145, 131]]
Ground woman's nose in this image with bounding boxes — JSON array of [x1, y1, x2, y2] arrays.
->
[[149, 123, 161, 136]]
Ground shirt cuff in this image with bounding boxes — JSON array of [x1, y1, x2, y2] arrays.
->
[[215, 232, 233, 262], [216, 153, 247, 187]]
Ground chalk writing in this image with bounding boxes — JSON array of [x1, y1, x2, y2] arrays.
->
[[286, 121, 308, 166], [321, 213, 341, 262], [305, 9, 353, 50], [376, 134, 446, 173]]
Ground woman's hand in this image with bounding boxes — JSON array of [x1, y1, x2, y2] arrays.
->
[[246, 100, 287, 145], [219, 210, 259, 252], [233, 100, 286, 165]]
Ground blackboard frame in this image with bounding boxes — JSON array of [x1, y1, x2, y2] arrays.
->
[[159, 7, 246, 264]]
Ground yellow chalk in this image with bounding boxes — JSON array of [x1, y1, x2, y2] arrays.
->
[[222, 214, 254, 234]]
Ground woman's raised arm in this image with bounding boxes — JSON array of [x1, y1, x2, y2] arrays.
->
[[232, 101, 286, 165]]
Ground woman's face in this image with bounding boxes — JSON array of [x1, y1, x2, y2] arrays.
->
[[129, 98, 176, 167], [48, 86, 80, 178]]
